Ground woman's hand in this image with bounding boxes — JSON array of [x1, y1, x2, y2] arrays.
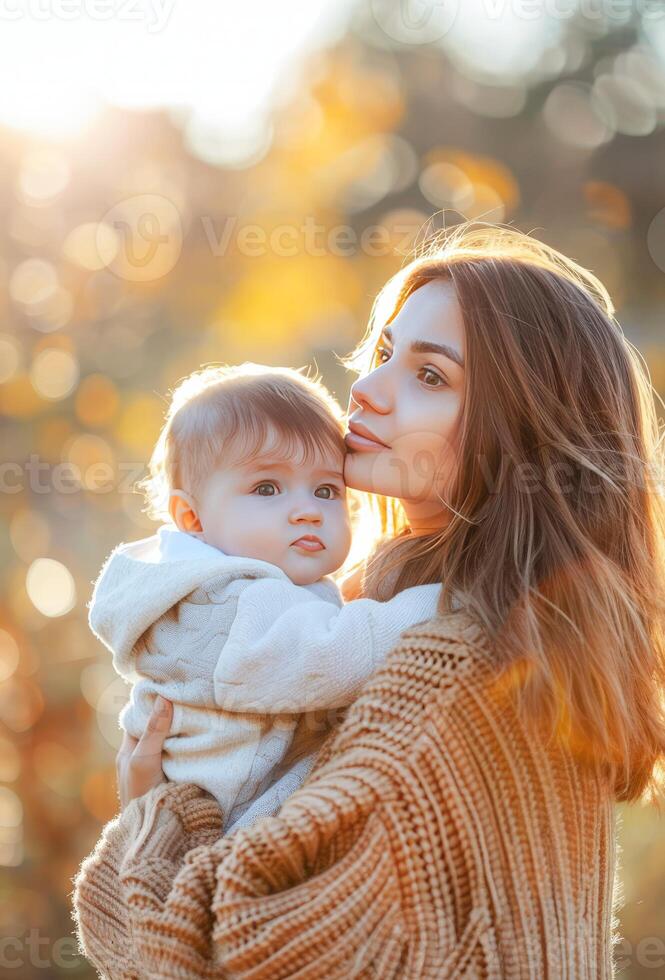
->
[[116, 696, 173, 811]]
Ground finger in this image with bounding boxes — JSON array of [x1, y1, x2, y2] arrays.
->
[[118, 731, 139, 758], [132, 696, 173, 762]]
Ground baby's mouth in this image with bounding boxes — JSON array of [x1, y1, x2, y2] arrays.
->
[[291, 535, 325, 552]]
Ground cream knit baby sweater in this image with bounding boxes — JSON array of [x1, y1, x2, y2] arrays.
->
[[88, 525, 442, 832], [73, 609, 620, 978]]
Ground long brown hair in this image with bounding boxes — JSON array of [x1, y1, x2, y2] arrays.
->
[[341, 221, 665, 804]]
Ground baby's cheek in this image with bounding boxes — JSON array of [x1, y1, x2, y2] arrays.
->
[[229, 523, 279, 560], [330, 510, 353, 564], [203, 502, 263, 556]]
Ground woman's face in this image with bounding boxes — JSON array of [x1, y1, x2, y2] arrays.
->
[[344, 279, 465, 534]]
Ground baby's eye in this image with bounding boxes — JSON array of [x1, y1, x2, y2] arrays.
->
[[375, 345, 391, 364], [315, 485, 340, 499], [253, 482, 278, 496]]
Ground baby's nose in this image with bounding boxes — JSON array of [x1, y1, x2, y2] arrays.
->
[[290, 500, 323, 523]]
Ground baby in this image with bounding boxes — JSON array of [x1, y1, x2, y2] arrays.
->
[[88, 363, 442, 833]]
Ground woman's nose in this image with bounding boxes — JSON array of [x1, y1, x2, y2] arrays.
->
[[349, 371, 391, 415]]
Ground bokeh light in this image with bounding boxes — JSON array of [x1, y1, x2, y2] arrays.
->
[[29, 348, 80, 401], [9, 509, 52, 565], [0, 786, 23, 868], [0, 630, 20, 684], [33, 741, 79, 798], [0, 736, 21, 782], [0, 2, 663, 974], [26, 559, 76, 618], [16, 148, 70, 205], [75, 374, 120, 428], [9, 259, 59, 309], [543, 81, 613, 148], [63, 222, 120, 272], [0, 334, 22, 384]]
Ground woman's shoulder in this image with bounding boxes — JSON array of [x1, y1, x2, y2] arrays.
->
[[396, 607, 494, 679], [402, 605, 489, 643], [330, 606, 495, 745]]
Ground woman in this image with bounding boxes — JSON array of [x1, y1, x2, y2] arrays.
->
[[72, 221, 665, 978]]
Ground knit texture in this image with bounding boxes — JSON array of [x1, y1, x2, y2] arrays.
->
[[72, 609, 620, 978], [88, 524, 441, 831]]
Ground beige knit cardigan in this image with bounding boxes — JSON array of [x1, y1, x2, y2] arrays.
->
[[72, 609, 620, 978]]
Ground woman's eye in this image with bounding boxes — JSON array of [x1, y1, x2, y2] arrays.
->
[[375, 347, 446, 388], [419, 368, 447, 388], [253, 482, 278, 496], [315, 485, 340, 499]]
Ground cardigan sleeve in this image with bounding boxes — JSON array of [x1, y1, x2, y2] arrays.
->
[[72, 616, 484, 979], [215, 578, 442, 711], [72, 744, 405, 978], [71, 782, 230, 979]]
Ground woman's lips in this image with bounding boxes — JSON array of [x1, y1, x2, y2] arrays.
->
[[346, 419, 390, 452], [344, 431, 388, 452]]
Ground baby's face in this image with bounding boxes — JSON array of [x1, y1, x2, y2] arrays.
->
[[195, 440, 352, 586]]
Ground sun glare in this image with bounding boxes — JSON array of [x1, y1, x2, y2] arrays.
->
[[0, 0, 351, 142]]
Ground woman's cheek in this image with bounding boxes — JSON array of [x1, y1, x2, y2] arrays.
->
[[387, 430, 454, 500]]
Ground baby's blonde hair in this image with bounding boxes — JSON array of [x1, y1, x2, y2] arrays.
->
[[137, 362, 348, 522]]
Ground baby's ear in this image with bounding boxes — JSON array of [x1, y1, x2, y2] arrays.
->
[[168, 490, 203, 533]]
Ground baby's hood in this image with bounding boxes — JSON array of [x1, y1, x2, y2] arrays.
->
[[88, 524, 291, 676]]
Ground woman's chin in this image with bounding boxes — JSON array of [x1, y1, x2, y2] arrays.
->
[[343, 452, 393, 496], [343, 451, 372, 493]]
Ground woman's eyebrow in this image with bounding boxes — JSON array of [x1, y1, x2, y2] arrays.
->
[[382, 324, 465, 369]]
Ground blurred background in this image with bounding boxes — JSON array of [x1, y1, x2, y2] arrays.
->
[[0, 0, 664, 975]]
